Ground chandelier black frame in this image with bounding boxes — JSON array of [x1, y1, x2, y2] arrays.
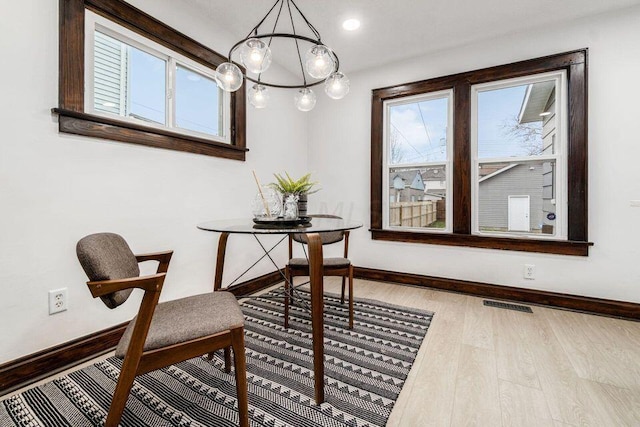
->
[[226, 0, 341, 90]]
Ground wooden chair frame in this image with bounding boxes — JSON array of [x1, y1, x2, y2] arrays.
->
[[285, 230, 354, 330], [86, 250, 249, 427]]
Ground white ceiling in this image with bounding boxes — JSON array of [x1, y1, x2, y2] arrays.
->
[[190, 0, 640, 76]]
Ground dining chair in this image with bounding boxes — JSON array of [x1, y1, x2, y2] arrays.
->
[[76, 233, 249, 427], [284, 214, 354, 329]]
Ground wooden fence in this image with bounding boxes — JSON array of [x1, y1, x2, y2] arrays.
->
[[390, 201, 440, 227]]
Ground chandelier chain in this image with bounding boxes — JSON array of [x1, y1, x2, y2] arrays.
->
[[246, 0, 280, 39], [285, 0, 307, 86], [289, 0, 322, 41]]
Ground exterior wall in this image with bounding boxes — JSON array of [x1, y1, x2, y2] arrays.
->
[[541, 95, 557, 231], [93, 31, 127, 116], [478, 164, 544, 231], [389, 187, 423, 202], [389, 171, 425, 202]]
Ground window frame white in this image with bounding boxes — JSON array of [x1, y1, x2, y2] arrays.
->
[[470, 71, 568, 240], [84, 10, 231, 144], [382, 89, 454, 233]]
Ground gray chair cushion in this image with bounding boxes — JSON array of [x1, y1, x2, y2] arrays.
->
[[76, 233, 139, 309], [288, 257, 351, 268], [115, 291, 244, 358], [292, 231, 344, 245], [292, 214, 345, 245]]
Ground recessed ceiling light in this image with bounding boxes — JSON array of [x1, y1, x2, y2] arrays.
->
[[539, 111, 551, 116], [342, 19, 361, 31]]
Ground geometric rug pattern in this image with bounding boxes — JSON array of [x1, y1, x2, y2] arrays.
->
[[0, 288, 433, 426]]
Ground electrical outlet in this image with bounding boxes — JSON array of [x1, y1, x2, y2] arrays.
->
[[49, 288, 68, 314], [524, 264, 535, 280]]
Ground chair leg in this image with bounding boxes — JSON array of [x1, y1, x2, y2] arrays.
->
[[231, 327, 250, 427], [224, 347, 232, 373], [348, 266, 354, 330], [105, 357, 139, 427], [341, 276, 346, 304], [284, 267, 291, 329]]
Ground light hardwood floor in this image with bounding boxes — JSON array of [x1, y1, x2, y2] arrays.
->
[[13, 278, 640, 426], [321, 278, 640, 427]]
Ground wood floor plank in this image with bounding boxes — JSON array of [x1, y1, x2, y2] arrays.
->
[[492, 308, 541, 389], [499, 380, 554, 427], [580, 379, 640, 426], [545, 309, 640, 390], [524, 309, 608, 426], [395, 332, 461, 427], [462, 296, 494, 350], [451, 344, 501, 426]]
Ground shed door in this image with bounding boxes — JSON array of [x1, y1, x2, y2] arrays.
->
[[508, 195, 530, 232]]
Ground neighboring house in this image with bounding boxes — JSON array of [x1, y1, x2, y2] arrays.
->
[[478, 81, 557, 234], [389, 170, 425, 202], [94, 31, 129, 117], [420, 166, 447, 201], [518, 81, 557, 233], [478, 163, 544, 232]]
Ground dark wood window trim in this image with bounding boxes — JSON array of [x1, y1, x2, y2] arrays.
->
[[56, 0, 247, 160], [371, 50, 591, 256]]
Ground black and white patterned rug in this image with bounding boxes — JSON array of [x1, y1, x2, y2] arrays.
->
[[1, 288, 433, 426]]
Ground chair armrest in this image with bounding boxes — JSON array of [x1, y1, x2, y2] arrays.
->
[[136, 250, 173, 273], [87, 273, 166, 298]]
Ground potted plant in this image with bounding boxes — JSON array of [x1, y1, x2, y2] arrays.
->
[[269, 172, 319, 217]]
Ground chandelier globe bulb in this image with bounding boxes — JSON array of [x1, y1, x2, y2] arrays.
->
[[305, 45, 335, 79], [240, 38, 272, 74], [248, 84, 269, 108], [215, 62, 243, 92], [324, 72, 350, 99], [294, 88, 317, 112]]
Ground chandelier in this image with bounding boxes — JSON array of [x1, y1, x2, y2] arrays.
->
[[215, 0, 350, 112]]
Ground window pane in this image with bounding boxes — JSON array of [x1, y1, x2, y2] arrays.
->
[[478, 160, 556, 235], [176, 65, 222, 137], [389, 166, 446, 229], [388, 97, 448, 164], [93, 31, 166, 124], [477, 80, 556, 159]]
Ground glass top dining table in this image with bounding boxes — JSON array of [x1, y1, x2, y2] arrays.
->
[[197, 216, 363, 234], [197, 216, 363, 405]]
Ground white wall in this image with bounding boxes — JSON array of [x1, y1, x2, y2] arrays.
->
[[0, 0, 309, 363], [307, 5, 640, 304]]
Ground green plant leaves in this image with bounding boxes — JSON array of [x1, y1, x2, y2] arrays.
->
[[268, 172, 319, 195]]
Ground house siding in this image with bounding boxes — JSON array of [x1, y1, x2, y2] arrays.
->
[[541, 93, 556, 232], [479, 163, 544, 231], [93, 31, 128, 116]]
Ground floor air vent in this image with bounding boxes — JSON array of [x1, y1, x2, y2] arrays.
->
[[483, 300, 533, 313]]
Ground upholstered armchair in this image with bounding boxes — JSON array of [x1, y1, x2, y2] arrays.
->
[[76, 233, 249, 427]]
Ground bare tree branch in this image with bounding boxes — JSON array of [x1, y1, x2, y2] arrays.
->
[[501, 115, 543, 155], [390, 129, 405, 163]]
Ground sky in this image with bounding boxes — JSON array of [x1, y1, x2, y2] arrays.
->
[[389, 84, 544, 165]]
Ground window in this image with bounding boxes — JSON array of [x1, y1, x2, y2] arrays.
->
[[371, 50, 590, 256], [472, 72, 566, 238], [383, 91, 453, 231], [56, 0, 246, 160]]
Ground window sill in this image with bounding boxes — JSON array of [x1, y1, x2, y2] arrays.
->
[[370, 228, 592, 256], [52, 108, 248, 160]]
